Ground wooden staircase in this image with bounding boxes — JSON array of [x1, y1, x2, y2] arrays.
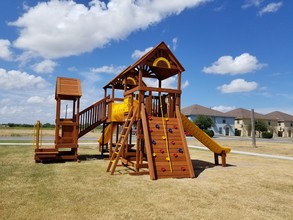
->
[[78, 95, 109, 138], [106, 106, 138, 174]]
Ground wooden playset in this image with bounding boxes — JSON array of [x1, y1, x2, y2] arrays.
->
[[34, 41, 230, 180]]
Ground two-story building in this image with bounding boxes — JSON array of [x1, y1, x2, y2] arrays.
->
[[225, 108, 269, 137], [181, 104, 235, 136], [265, 111, 293, 138]]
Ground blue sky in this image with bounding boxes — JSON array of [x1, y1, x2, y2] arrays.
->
[[0, 0, 292, 124]]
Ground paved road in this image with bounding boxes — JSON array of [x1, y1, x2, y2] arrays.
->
[[1, 141, 292, 161]]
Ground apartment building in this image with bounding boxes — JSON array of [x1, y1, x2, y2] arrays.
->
[[182, 105, 293, 138], [181, 104, 235, 136]]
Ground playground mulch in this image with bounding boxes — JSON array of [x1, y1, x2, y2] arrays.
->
[[1, 139, 292, 220]]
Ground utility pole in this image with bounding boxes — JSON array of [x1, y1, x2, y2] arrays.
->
[[251, 109, 256, 147]]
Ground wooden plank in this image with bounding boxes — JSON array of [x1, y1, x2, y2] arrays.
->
[[175, 107, 195, 178], [141, 103, 156, 180]]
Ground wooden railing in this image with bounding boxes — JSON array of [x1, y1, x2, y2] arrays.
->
[[78, 95, 109, 138]]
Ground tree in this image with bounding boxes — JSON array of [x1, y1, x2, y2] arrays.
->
[[255, 120, 268, 137], [193, 115, 213, 130]]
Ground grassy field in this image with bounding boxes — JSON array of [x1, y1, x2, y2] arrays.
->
[[1, 136, 292, 220]]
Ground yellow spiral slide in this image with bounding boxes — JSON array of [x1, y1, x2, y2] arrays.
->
[[181, 114, 231, 154]]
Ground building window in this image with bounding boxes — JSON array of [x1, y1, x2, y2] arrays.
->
[[278, 122, 281, 126], [291, 122, 293, 127], [219, 127, 222, 134], [223, 119, 226, 123], [237, 120, 240, 124], [268, 121, 271, 126]]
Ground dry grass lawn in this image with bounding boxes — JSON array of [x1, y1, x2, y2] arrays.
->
[[1, 139, 292, 220]]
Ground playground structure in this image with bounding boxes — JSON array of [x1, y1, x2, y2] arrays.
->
[[34, 41, 230, 180]]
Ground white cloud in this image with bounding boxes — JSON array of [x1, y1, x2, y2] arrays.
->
[[242, 0, 264, 9], [217, 79, 258, 93], [162, 76, 177, 89], [31, 59, 58, 73], [27, 96, 44, 104], [90, 65, 125, 74], [0, 39, 13, 60], [68, 66, 77, 72], [202, 53, 265, 75], [9, 0, 209, 59], [131, 47, 153, 59], [258, 2, 283, 16], [172, 37, 178, 51], [143, 76, 177, 89], [0, 68, 47, 90], [212, 105, 236, 112], [182, 80, 189, 89]]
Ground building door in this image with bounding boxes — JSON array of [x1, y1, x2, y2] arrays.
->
[[225, 127, 229, 136]]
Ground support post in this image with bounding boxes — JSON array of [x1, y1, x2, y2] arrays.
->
[[251, 109, 256, 148]]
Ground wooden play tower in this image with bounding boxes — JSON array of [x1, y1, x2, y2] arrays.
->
[[101, 42, 195, 179], [34, 41, 202, 179]]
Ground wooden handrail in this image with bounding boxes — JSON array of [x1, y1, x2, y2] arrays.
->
[[78, 95, 110, 138]]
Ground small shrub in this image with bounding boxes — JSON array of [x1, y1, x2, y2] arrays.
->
[[262, 131, 273, 139], [204, 129, 214, 137]]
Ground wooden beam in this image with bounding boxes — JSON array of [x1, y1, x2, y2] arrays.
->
[[141, 103, 156, 180]]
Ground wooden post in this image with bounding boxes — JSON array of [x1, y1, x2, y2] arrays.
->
[[221, 152, 226, 167], [214, 153, 219, 165], [251, 109, 256, 147]]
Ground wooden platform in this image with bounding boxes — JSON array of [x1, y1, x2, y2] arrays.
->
[[35, 148, 78, 162]]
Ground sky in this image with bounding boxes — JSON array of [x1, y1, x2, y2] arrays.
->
[[0, 0, 292, 124]]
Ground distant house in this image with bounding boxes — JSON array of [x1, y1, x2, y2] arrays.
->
[[225, 108, 269, 137], [265, 111, 293, 138], [181, 104, 235, 136]]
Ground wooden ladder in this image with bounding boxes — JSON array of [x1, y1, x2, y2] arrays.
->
[[106, 106, 138, 175]]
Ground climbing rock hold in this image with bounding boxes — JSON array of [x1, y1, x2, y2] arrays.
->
[[155, 124, 160, 129], [181, 167, 186, 171], [165, 118, 169, 121], [159, 149, 164, 153], [173, 153, 178, 158], [162, 136, 166, 140], [166, 157, 170, 161], [168, 128, 173, 133], [173, 125, 178, 129], [148, 116, 152, 120], [152, 153, 157, 157], [178, 148, 183, 153], [149, 129, 153, 132], [171, 140, 175, 145], [161, 167, 166, 172], [151, 140, 156, 145]]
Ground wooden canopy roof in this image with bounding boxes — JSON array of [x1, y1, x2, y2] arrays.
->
[[104, 41, 185, 90], [55, 77, 82, 100]]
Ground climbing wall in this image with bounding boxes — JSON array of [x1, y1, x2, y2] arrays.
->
[[147, 116, 194, 179]]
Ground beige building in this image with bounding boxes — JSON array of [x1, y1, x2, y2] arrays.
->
[[266, 111, 293, 138], [225, 108, 268, 137], [225, 108, 293, 138]]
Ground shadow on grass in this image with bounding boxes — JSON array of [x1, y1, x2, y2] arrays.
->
[[78, 154, 109, 161], [192, 159, 235, 178]]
